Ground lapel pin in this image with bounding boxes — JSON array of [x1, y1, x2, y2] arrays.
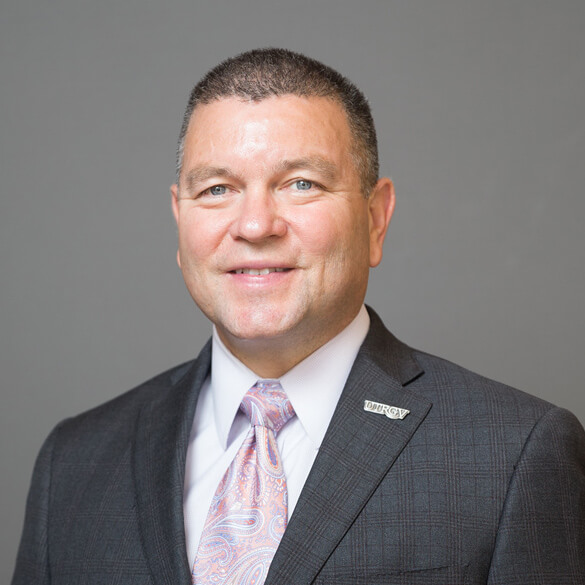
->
[[364, 400, 410, 420]]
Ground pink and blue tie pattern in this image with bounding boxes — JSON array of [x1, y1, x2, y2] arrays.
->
[[192, 380, 295, 585]]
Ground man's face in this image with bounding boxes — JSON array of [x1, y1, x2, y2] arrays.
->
[[172, 95, 394, 375]]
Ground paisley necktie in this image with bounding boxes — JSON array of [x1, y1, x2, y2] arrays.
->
[[192, 380, 295, 585]]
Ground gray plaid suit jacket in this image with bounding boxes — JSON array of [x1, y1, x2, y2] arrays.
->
[[12, 308, 585, 584]]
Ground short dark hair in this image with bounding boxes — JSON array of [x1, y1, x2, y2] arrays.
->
[[176, 48, 379, 196]]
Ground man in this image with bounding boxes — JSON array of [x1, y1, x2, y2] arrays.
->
[[12, 48, 585, 584]]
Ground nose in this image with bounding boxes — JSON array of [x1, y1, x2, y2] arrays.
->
[[230, 187, 287, 242]]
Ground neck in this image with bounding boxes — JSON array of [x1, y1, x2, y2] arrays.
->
[[218, 335, 318, 379]]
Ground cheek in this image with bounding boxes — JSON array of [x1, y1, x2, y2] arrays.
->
[[295, 219, 367, 291], [178, 213, 222, 264], [299, 206, 368, 257], [292, 205, 348, 249]]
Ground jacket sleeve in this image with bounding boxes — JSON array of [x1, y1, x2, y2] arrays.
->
[[11, 425, 61, 585], [487, 406, 585, 584]]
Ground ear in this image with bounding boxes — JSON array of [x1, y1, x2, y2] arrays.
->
[[171, 183, 180, 223], [170, 184, 182, 268], [368, 177, 396, 267]]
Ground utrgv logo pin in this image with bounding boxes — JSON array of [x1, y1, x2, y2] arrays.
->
[[364, 400, 410, 420]]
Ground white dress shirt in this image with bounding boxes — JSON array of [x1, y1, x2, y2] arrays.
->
[[183, 305, 370, 566]]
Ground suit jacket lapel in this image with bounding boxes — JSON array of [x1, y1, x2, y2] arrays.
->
[[133, 341, 211, 585], [266, 310, 432, 585]]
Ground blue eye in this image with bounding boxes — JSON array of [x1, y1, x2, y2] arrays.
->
[[209, 185, 227, 196], [295, 179, 313, 191], [209, 185, 226, 195]]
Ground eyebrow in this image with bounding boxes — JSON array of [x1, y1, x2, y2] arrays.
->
[[273, 157, 339, 182], [183, 166, 241, 192]]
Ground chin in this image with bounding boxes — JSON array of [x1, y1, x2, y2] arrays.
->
[[220, 306, 303, 342]]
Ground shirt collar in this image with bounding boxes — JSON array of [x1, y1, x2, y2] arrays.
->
[[210, 305, 370, 450]]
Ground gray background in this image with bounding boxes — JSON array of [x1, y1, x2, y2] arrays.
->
[[2, 0, 584, 579]]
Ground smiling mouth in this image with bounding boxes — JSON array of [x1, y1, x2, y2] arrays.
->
[[232, 268, 290, 275]]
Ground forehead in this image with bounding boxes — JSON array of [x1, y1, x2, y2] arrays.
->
[[183, 95, 354, 159]]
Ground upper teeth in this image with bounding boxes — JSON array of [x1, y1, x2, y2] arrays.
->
[[234, 268, 287, 275]]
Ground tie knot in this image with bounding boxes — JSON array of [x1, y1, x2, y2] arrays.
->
[[241, 380, 295, 433]]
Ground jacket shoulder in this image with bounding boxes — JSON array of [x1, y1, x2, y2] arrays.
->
[[411, 348, 555, 417]]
